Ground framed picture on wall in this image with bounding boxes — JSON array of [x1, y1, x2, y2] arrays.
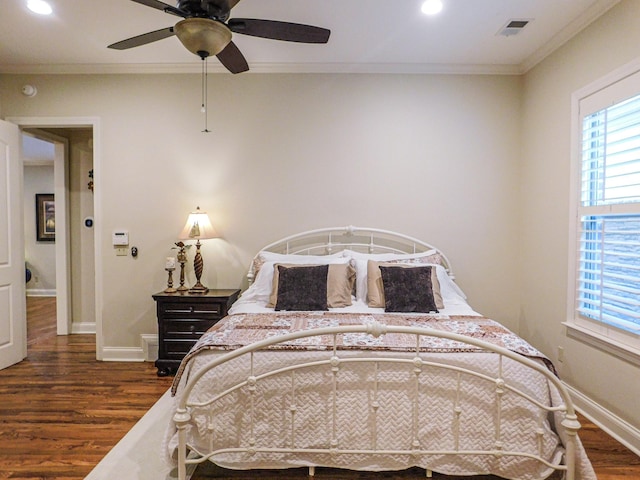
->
[[36, 193, 55, 242]]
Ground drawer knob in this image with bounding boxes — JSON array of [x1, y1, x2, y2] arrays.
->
[[189, 325, 196, 333]]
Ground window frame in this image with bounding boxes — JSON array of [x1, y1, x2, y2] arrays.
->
[[567, 58, 640, 365]]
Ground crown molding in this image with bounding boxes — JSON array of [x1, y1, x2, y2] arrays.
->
[[0, 61, 521, 76], [519, 0, 620, 73]]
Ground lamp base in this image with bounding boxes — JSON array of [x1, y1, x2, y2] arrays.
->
[[189, 281, 209, 294], [189, 239, 209, 294]]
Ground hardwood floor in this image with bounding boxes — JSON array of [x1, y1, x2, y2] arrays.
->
[[0, 296, 638, 479], [0, 297, 173, 479]]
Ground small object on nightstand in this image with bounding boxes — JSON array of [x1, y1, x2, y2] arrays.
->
[[164, 268, 177, 293], [164, 257, 177, 293], [175, 241, 189, 292]]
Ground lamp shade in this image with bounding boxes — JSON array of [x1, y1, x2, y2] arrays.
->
[[178, 207, 218, 240]]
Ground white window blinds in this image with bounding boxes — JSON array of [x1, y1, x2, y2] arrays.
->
[[577, 92, 640, 333], [581, 95, 640, 207]]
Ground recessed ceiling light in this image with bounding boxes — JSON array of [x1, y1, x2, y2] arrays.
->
[[421, 0, 443, 15], [27, 0, 53, 15]]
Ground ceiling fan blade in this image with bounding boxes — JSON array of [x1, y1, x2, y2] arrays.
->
[[216, 41, 249, 74], [228, 18, 330, 43], [130, 0, 186, 17], [108, 27, 176, 50]]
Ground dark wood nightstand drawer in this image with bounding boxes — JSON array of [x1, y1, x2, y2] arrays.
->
[[153, 289, 240, 376], [162, 302, 223, 318], [163, 318, 214, 337]]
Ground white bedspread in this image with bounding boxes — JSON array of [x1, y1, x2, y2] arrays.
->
[[163, 307, 596, 480]]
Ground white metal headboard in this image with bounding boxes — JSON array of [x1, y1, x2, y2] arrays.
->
[[248, 225, 454, 283]]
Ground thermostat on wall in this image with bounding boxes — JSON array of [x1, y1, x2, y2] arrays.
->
[[112, 231, 129, 246]]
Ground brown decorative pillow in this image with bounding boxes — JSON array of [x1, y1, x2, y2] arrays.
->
[[275, 265, 329, 311], [379, 265, 439, 313], [326, 263, 356, 307], [268, 263, 355, 308], [367, 260, 443, 309]]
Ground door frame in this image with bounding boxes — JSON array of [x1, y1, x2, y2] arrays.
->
[[9, 116, 104, 359]]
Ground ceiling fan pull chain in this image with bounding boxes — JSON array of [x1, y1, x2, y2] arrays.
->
[[200, 57, 206, 114], [201, 56, 211, 133]]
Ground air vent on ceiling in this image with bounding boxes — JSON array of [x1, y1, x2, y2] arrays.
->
[[498, 19, 531, 37]]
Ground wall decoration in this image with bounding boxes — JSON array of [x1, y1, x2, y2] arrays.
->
[[36, 193, 55, 242]]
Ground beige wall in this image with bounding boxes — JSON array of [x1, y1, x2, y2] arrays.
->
[[520, 0, 640, 433], [0, 72, 522, 349]]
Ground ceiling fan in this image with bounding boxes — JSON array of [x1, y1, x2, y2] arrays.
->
[[108, 0, 331, 74]]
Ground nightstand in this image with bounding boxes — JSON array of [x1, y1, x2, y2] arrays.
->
[[152, 289, 240, 376]]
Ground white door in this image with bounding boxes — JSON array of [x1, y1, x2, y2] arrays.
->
[[0, 119, 26, 370]]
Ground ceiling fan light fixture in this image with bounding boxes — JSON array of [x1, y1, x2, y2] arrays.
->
[[175, 18, 232, 59]]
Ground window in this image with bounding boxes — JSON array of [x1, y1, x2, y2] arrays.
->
[[569, 64, 640, 359]]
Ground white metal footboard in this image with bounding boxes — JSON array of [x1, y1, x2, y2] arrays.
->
[[173, 322, 580, 480]]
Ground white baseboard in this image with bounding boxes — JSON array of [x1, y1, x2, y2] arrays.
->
[[141, 334, 158, 362], [26, 289, 56, 297], [71, 322, 96, 334], [566, 382, 640, 456], [100, 346, 146, 362], [100, 334, 159, 363]]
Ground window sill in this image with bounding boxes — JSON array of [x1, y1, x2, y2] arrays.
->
[[563, 322, 640, 367]]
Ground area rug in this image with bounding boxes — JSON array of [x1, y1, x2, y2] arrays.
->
[[85, 389, 180, 480], [85, 390, 562, 480]]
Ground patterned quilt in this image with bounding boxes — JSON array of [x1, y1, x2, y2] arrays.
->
[[172, 312, 554, 394]]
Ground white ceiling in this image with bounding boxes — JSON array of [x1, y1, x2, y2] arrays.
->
[[0, 0, 620, 75]]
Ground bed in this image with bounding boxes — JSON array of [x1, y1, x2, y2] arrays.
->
[[163, 226, 596, 480]]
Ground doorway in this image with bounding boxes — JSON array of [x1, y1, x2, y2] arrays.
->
[[21, 125, 97, 339]]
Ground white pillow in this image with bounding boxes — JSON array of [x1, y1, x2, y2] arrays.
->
[[344, 249, 438, 262], [432, 264, 467, 303], [258, 251, 345, 263], [251, 251, 345, 279]]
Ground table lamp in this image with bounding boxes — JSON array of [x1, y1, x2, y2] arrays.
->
[[178, 206, 217, 294]]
